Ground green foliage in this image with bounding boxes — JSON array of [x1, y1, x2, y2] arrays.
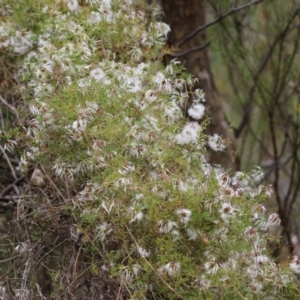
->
[[0, 0, 299, 299]]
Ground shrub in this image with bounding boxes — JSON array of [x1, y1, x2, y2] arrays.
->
[[0, 0, 298, 299]]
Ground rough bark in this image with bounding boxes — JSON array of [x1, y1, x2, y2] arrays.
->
[[161, 0, 239, 171]]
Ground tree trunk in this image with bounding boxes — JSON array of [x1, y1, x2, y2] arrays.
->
[[161, 0, 238, 171]]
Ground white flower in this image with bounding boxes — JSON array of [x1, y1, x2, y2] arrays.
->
[[137, 246, 150, 257], [249, 281, 264, 294], [122, 264, 141, 283], [145, 90, 157, 102], [125, 77, 142, 93], [134, 193, 144, 202], [129, 206, 144, 223], [114, 177, 133, 192], [14, 288, 29, 300], [207, 134, 226, 151], [0, 284, 6, 298], [244, 226, 257, 239], [246, 265, 260, 279], [213, 227, 228, 242], [221, 257, 238, 270], [100, 0, 112, 11], [129, 47, 143, 62], [129, 211, 144, 223], [219, 203, 237, 222], [66, 0, 79, 12], [153, 71, 165, 87], [187, 103, 205, 120], [135, 62, 149, 75], [72, 118, 87, 133], [10, 30, 33, 54], [70, 224, 82, 243], [175, 180, 189, 192], [204, 257, 219, 275], [252, 241, 265, 254], [96, 222, 113, 242], [158, 262, 181, 277], [38, 34, 51, 48], [83, 101, 99, 114], [101, 200, 114, 214], [158, 220, 178, 233], [140, 31, 154, 47], [3, 139, 17, 152], [90, 67, 106, 82], [118, 163, 135, 175], [174, 78, 186, 90], [164, 101, 182, 123], [254, 255, 269, 268], [265, 185, 273, 198], [195, 275, 211, 291], [0, 5, 12, 17], [131, 99, 148, 110], [186, 228, 198, 240], [77, 78, 92, 90], [201, 162, 212, 176], [101, 264, 109, 272], [266, 213, 281, 229], [52, 161, 67, 178], [194, 89, 206, 102], [152, 185, 168, 199], [175, 208, 192, 224], [87, 11, 102, 25], [151, 22, 171, 41], [15, 241, 30, 253], [171, 229, 180, 240], [250, 166, 264, 183], [166, 64, 175, 75], [143, 114, 158, 130], [290, 256, 300, 274], [175, 122, 200, 145], [129, 143, 147, 158], [41, 59, 54, 73]]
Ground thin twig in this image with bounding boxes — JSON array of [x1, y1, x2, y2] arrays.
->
[[0, 94, 18, 116], [168, 41, 211, 57], [232, 4, 300, 137], [177, 0, 263, 47], [0, 202, 15, 210], [0, 195, 22, 202], [0, 176, 24, 197], [71, 245, 82, 283], [0, 106, 4, 128], [0, 145, 17, 180], [36, 283, 47, 300], [40, 164, 68, 203], [35, 239, 67, 267]]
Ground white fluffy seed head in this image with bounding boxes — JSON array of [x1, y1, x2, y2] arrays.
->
[[175, 122, 200, 145], [187, 103, 205, 120]]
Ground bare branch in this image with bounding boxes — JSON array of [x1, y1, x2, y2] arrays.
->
[[168, 41, 211, 57], [0, 201, 15, 210], [0, 175, 24, 198], [0, 145, 17, 180], [177, 0, 264, 47], [0, 94, 18, 116], [234, 5, 300, 137]]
